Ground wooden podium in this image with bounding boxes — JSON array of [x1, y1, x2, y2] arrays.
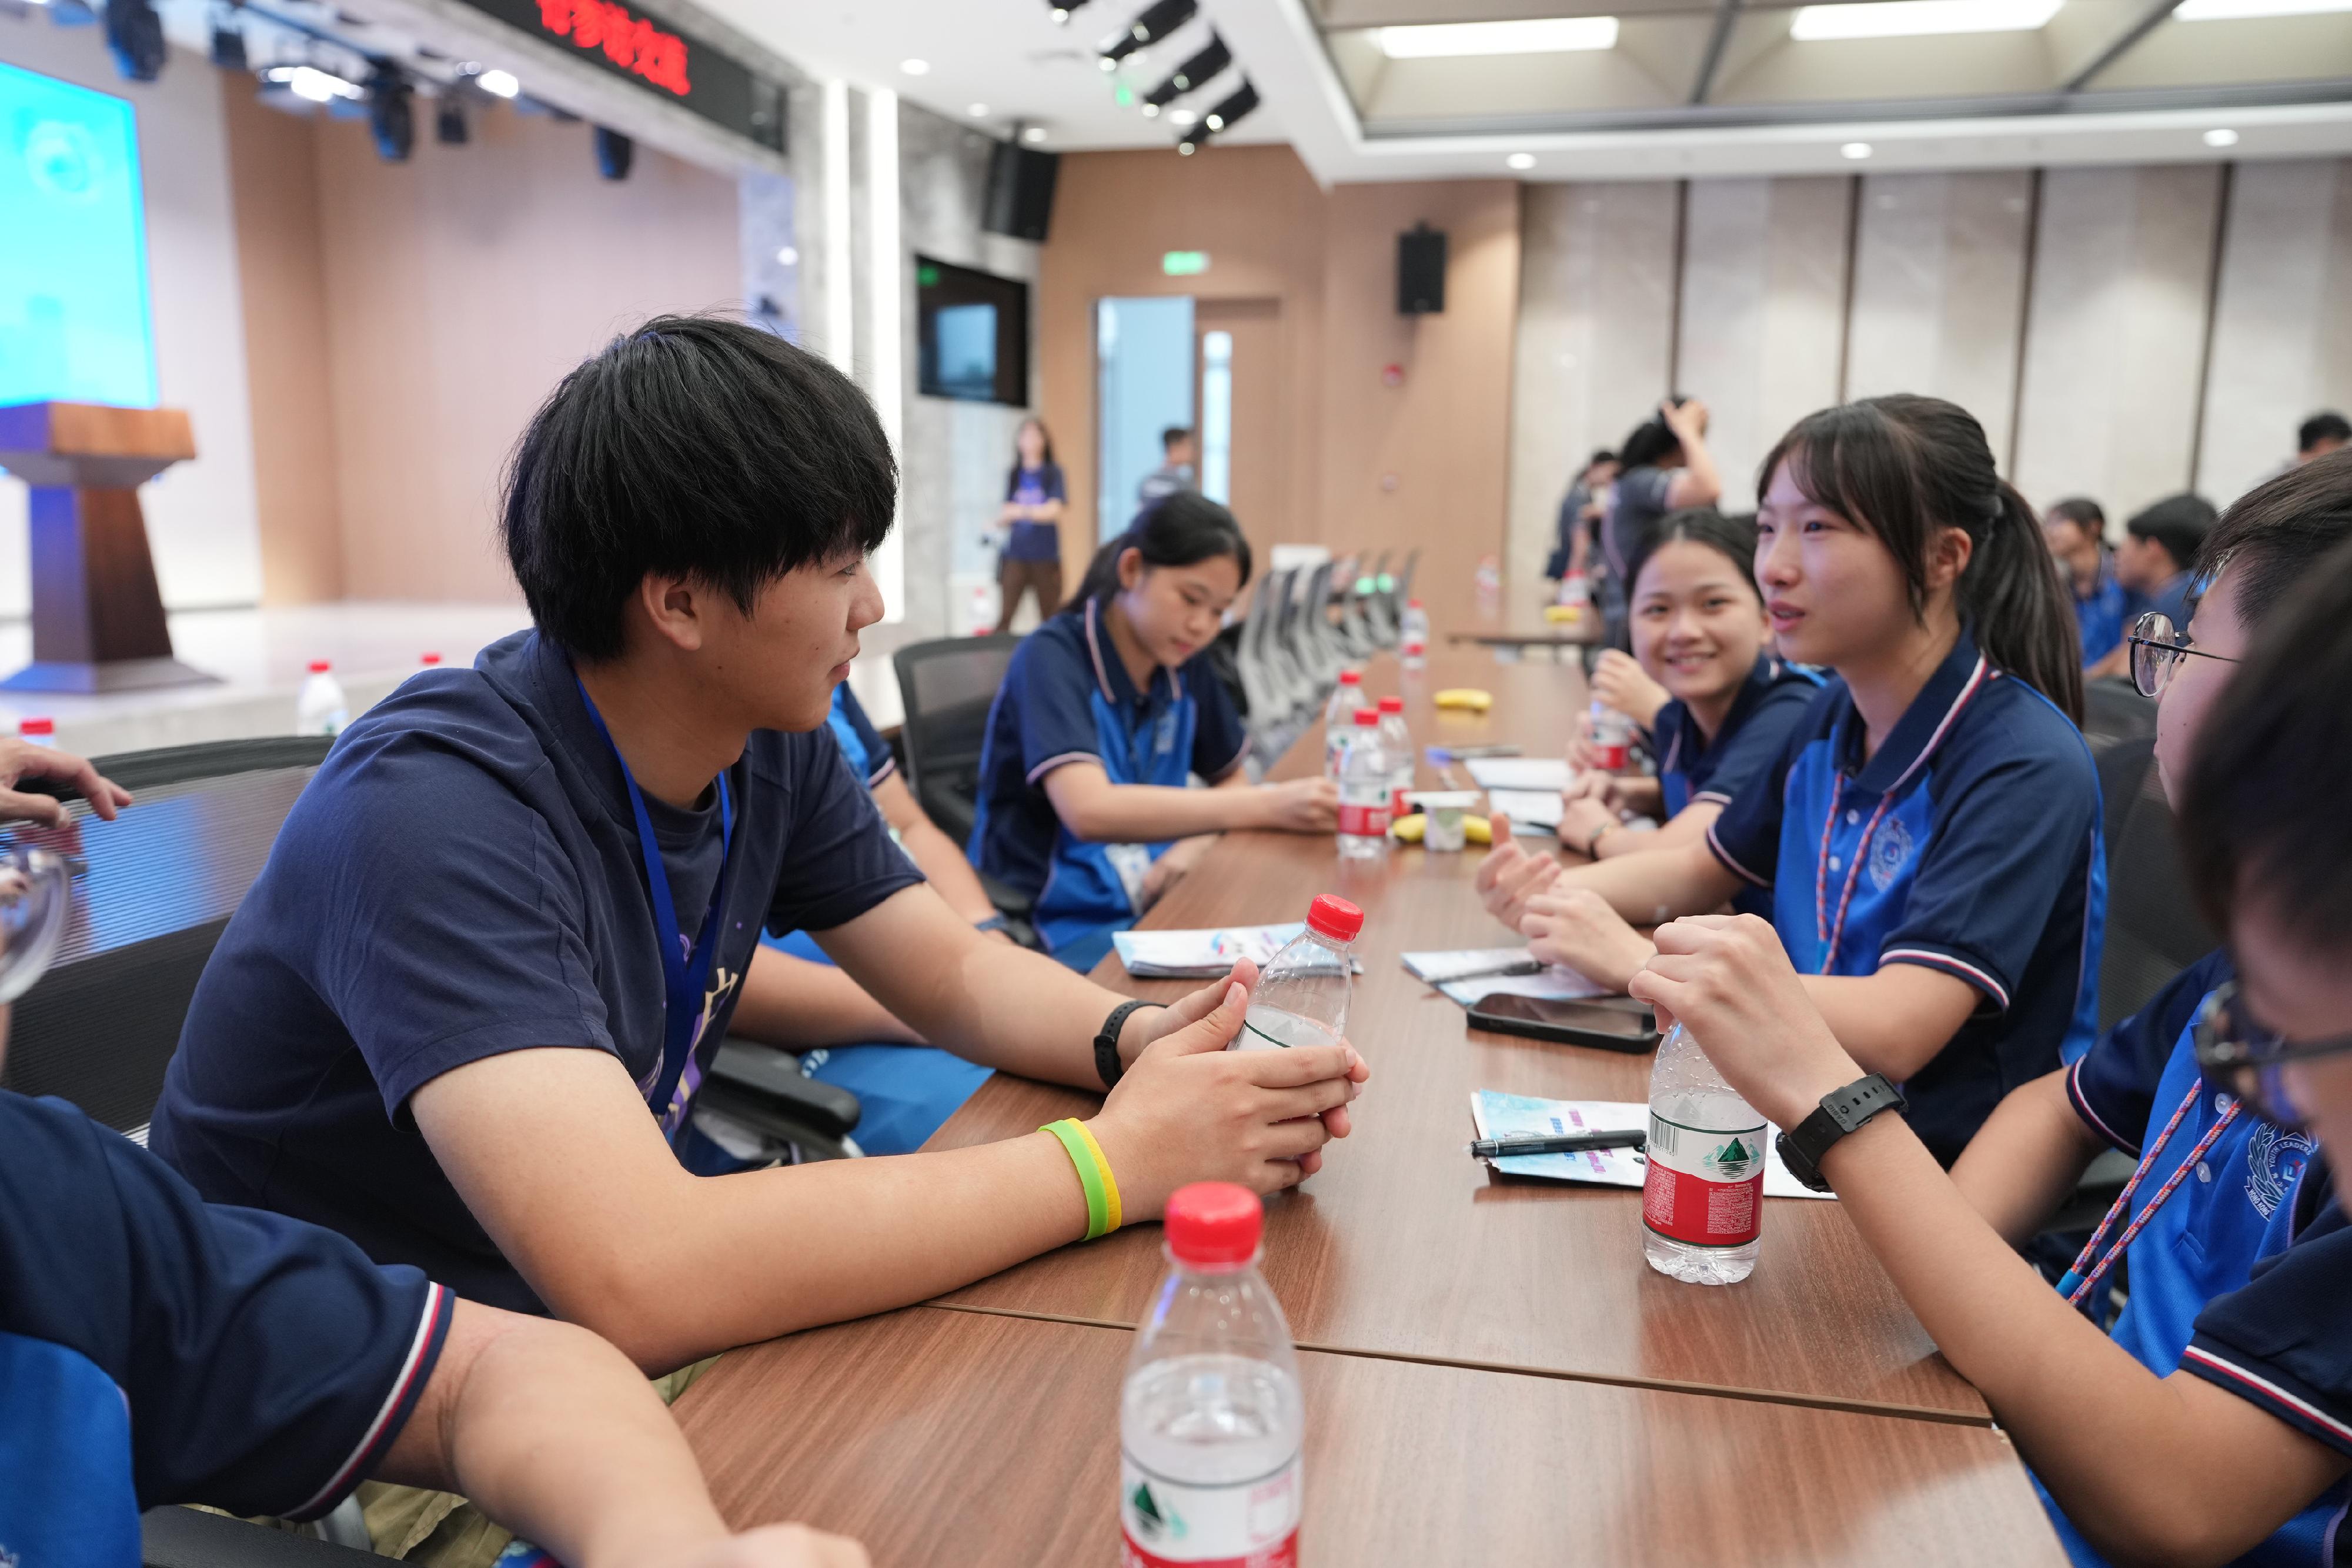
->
[[0, 401, 219, 693]]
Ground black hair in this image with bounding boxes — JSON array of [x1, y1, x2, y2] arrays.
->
[[2122, 492, 2218, 575], [1588, 448, 1619, 470], [1162, 426, 1194, 452], [1075, 491, 1254, 606], [2046, 496, 2106, 534], [1758, 394, 2084, 725], [1619, 397, 1696, 474], [2298, 411, 2351, 454], [2191, 449, 2352, 631], [500, 315, 896, 661], [2181, 536, 2352, 951], [1625, 507, 1761, 606]]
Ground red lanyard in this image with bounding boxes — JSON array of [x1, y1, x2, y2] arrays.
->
[[1812, 777, 1893, 972], [2056, 1081, 2240, 1306]]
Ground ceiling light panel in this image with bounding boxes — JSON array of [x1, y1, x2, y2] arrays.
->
[[1377, 16, 1622, 58], [1789, 0, 2065, 40], [2174, 0, 2352, 18]]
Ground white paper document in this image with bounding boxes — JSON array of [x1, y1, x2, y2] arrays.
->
[[1469, 1091, 1835, 1201], [1438, 968, 1606, 1006], [1484, 788, 1564, 831], [1114, 924, 1362, 979], [1464, 757, 1573, 793]]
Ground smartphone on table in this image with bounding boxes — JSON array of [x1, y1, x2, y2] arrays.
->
[[1465, 993, 1661, 1053]]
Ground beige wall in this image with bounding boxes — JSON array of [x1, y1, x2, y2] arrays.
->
[[1037, 145, 1519, 631]]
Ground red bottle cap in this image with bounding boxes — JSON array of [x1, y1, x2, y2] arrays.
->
[[18, 718, 52, 737], [1165, 1182, 1262, 1268], [1354, 707, 1378, 726], [1338, 669, 1361, 685], [420, 652, 442, 666], [1378, 696, 1404, 714], [1408, 597, 1424, 607], [308, 660, 331, 673], [1307, 893, 1363, 942]]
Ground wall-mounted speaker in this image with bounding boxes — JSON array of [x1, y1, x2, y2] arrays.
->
[[1398, 222, 1446, 315], [984, 141, 1060, 242]]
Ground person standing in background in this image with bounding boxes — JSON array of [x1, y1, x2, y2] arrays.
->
[[2042, 496, 2137, 674], [1599, 399, 1721, 650], [1545, 448, 1620, 583], [1138, 426, 1198, 507], [993, 417, 1066, 635]]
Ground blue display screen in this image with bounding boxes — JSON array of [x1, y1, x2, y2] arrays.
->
[[0, 59, 156, 408]]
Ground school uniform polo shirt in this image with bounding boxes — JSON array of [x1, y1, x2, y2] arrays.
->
[[827, 684, 896, 790], [2070, 553, 2139, 668], [152, 630, 923, 1313], [1, 1091, 450, 1562], [1705, 628, 2105, 1164], [1653, 656, 1821, 920], [970, 596, 1250, 967], [1003, 463, 1067, 563], [2056, 948, 2348, 1563]]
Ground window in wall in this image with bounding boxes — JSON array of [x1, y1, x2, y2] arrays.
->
[[1095, 295, 1194, 531]]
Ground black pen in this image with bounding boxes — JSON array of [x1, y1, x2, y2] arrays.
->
[[1439, 958, 1545, 982], [1468, 1129, 1647, 1159]]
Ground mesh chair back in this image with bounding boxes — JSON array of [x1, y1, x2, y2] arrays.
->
[[0, 738, 332, 1136], [894, 636, 1020, 846], [2082, 677, 2159, 758], [2094, 736, 2216, 1032]]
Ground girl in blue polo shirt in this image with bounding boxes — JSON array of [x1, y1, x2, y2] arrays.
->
[[1554, 508, 1819, 916], [993, 418, 1068, 634], [1482, 393, 2102, 1163], [971, 494, 1339, 971]]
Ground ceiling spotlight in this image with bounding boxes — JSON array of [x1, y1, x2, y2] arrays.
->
[[1177, 126, 1205, 154], [1201, 79, 1257, 133], [266, 63, 363, 103], [1506, 152, 1536, 170], [436, 100, 468, 143], [593, 125, 632, 180], [1101, 0, 1196, 68], [774, 245, 800, 265], [477, 67, 519, 98], [104, 0, 167, 83], [1146, 33, 1231, 106], [2204, 126, 2240, 146], [1167, 106, 1197, 126], [368, 67, 415, 161], [1840, 141, 1873, 159], [1048, 0, 1089, 20], [1022, 125, 1050, 143]]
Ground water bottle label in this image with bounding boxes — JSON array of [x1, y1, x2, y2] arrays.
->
[[1120, 1450, 1301, 1567], [1641, 1112, 1766, 1247], [1401, 638, 1426, 657], [1593, 742, 1629, 772], [1336, 801, 1389, 837]]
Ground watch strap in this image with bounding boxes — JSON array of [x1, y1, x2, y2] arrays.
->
[[1777, 1073, 1906, 1192], [1095, 999, 1164, 1091]]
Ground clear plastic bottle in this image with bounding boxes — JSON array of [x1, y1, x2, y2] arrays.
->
[[1399, 599, 1430, 669], [1120, 1182, 1304, 1568], [1642, 1022, 1767, 1286], [296, 660, 350, 737], [1375, 696, 1413, 817], [1587, 697, 1633, 774], [1321, 670, 1364, 778], [1235, 892, 1359, 1053], [1334, 710, 1389, 862], [16, 717, 54, 747]]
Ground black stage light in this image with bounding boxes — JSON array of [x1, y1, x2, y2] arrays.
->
[[1177, 121, 1208, 155], [1099, 0, 1193, 68], [436, 99, 468, 143], [367, 67, 415, 161], [1143, 33, 1227, 109], [593, 125, 633, 180], [104, 0, 166, 81], [1202, 78, 1257, 134], [1048, 0, 1088, 21]]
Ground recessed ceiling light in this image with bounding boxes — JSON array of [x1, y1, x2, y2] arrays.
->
[[2205, 126, 2241, 146], [477, 68, 520, 98], [1167, 107, 1198, 126], [1377, 16, 1621, 56], [1841, 141, 1874, 159], [900, 58, 931, 76], [968, 103, 990, 117], [266, 64, 365, 102], [1506, 152, 1536, 170], [1022, 125, 1050, 143], [2177, 0, 2352, 16], [774, 245, 799, 265], [1791, 0, 2062, 39]]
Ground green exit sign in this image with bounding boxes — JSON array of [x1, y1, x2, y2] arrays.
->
[[1161, 250, 1211, 276]]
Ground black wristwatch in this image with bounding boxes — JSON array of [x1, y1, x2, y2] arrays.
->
[[1095, 999, 1165, 1091], [1775, 1074, 1907, 1192]]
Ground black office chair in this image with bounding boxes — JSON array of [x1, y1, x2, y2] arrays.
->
[[2081, 676, 2159, 759], [889, 636, 1039, 935]]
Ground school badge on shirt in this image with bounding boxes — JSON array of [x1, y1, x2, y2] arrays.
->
[[1868, 815, 1915, 892]]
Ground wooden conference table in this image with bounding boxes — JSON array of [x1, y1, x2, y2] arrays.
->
[[676, 646, 2066, 1564]]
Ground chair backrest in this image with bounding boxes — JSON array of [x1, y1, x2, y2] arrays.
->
[[2094, 735, 2216, 1032], [893, 636, 1020, 846], [2082, 676, 2158, 758], [0, 738, 332, 1137]]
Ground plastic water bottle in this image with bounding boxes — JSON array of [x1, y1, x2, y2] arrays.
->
[[1555, 570, 1591, 618], [296, 660, 350, 737], [1588, 697, 1633, 773], [1335, 710, 1389, 861], [1121, 1182, 1304, 1568], [1376, 696, 1413, 817], [16, 717, 54, 747], [1642, 1022, 1766, 1286], [1321, 670, 1364, 778], [1399, 599, 1429, 669], [1235, 892, 1359, 1054], [1472, 557, 1502, 617]]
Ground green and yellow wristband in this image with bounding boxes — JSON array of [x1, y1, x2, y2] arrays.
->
[[1042, 1118, 1123, 1240]]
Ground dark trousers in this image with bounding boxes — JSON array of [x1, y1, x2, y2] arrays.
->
[[997, 556, 1064, 633]]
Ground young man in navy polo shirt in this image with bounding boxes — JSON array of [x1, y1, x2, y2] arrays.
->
[[153, 318, 1365, 1379], [0, 740, 862, 1568], [1635, 459, 2352, 1566]]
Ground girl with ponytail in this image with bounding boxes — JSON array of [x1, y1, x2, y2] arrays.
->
[[1476, 394, 2104, 1163], [971, 493, 1339, 971]]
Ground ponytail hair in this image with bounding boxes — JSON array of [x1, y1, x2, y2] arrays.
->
[[1625, 507, 1762, 604], [1758, 394, 2083, 725], [1074, 490, 1254, 607]]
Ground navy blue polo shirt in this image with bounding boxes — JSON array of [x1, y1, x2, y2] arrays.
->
[[2070, 553, 2140, 669], [970, 595, 1250, 968], [152, 630, 923, 1313], [1653, 654, 1820, 919], [1, 1092, 450, 1557], [827, 684, 896, 790], [2047, 948, 2348, 1563], [1004, 463, 1067, 564], [1705, 629, 2104, 1163]]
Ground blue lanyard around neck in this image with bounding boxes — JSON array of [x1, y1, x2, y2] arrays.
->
[[574, 676, 733, 1138]]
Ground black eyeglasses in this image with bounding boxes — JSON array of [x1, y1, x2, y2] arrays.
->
[[2192, 981, 2352, 1131], [2127, 611, 2238, 698]]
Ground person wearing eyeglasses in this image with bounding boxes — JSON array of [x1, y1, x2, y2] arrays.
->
[[1625, 452, 2352, 1568]]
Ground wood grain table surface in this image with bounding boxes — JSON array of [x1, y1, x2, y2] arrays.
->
[[676, 1306, 2063, 1567]]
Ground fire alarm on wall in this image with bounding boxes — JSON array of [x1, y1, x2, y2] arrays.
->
[[1381, 363, 1404, 387]]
